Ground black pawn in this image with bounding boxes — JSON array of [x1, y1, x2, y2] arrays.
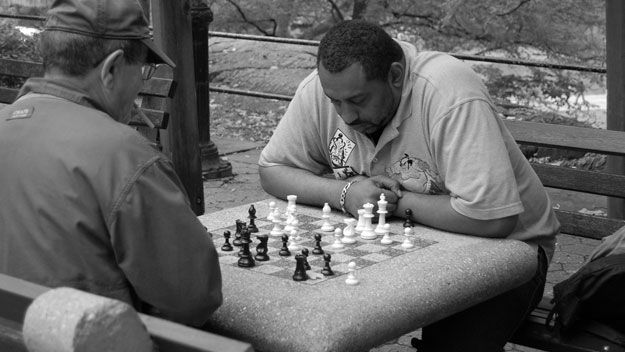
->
[[237, 229, 255, 267], [221, 230, 233, 251], [292, 254, 308, 281], [312, 233, 324, 255], [254, 234, 270, 261], [404, 209, 414, 228], [301, 248, 311, 270], [279, 234, 291, 256], [248, 205, 259, 233], [321, 253, 334, 276], [233, 219, 245, 246]]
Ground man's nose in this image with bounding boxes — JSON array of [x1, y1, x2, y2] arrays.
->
[[338, 104, 358, 124]]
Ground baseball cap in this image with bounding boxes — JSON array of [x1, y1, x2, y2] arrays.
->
[[44, 0, 175, 68]]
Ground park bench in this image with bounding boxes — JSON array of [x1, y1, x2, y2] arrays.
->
[[0, 273, 254, 352], [0, 57, 175, 148], [503, 119, 625, 352]]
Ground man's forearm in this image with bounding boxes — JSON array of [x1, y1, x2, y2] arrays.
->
[[393, 192, 518, 238], [259, 165, 347, 210]]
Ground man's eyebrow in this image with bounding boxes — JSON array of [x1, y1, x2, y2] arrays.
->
[[325, 92, 367, 102]]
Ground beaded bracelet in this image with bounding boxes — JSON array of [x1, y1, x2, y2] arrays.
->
[[339, 180, 357, 214]]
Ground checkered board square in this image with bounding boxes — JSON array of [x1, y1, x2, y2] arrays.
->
[[212, 213, 437, 284]]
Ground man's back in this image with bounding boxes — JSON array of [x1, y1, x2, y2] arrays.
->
[[0, 82, 222, 326]]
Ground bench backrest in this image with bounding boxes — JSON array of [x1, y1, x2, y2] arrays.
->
[[504, 119, 625, 240], [0, 273, 254, 352], [0, 58, 175, 129]]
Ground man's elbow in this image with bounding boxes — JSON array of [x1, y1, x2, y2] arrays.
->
[[482, 215, 519, 237]]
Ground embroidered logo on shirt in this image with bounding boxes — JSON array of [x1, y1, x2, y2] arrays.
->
[[329, 128, 358, 179], [6, 107, 34, 121], [386, 153, 443, 194]]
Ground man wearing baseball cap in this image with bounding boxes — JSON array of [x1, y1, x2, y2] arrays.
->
[[0, 0, 222, 327]]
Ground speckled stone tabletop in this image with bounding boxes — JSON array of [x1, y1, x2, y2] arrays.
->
[[198, 198, 537, 352]]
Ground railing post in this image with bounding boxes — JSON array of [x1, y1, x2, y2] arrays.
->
[[606, 0, 625, 219], [192, 1, 233, 179]]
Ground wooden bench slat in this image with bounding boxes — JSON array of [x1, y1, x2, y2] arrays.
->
[[0, 59, 43, 78], [0, 87, 19, 105], [504, 119, 625, 156], [556, 210, 625, 240], [534, 164, 625, 198], [128, 109, 169, 129]]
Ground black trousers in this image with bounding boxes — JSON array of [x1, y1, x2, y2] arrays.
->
[[420, 246, 548, 352]]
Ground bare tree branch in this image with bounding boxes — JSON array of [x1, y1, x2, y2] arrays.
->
[[496, 0, 532, 17], [225, 0, 276, 35], [327, 0, 344, 21]]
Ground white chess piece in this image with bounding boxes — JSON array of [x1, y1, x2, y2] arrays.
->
[[360, 203, 377, 240], [401, 226, 414, 249], [284, 195, 297, 232], [270, 208, 283, 236], [320, 203, 335, 232], [341, 218, 357, 244], [345, 261, 359, 285], [267, 201, 276, 221], [375, 193, 388, 234], [291, 218, 302, 243], [355, 209, 365, 233], [380, 223, 393, 244], [332, 228, 345, 249], [288, 229, 300, 251]]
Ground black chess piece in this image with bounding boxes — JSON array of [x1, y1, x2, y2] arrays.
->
[[279, 234, 291, 256], [312, 233, 324, 255], [221, 230, 233, 251], [237, 228, 255, 267], [301, 248, 311, 270], [248, 205, 259, 233], [321, 253, 334, 276], [238, 225, 250, 257], [254, 234, 270, 261], [404, 209, 414, 228], [292, 254, 308, 281], [233, 219, 245, 246]]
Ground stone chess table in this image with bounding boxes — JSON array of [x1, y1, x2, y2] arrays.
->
[[197, 198, 537, 352]]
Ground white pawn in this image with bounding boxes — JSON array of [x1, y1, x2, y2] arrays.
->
[[341, 218, 357, 244], [267, 201, 276, 221], [401, 226, 414, 249], [320, 202, 334, 232], [345, 261, 359, 285], [380, 223, 393, 245], [291, 218, 302, 243], [360, 203, 376, 240], [270, 208, 283, 236], [288, 229, 300, 251], [332, 228, 345, 249], [355, 209, 365, 233], [375, 193, 388, 234]]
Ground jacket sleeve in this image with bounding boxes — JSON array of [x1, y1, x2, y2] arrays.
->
[[108, 157, 223, 326]]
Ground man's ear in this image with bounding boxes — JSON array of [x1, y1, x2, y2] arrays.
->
[[388, 62, 404, 88], [99, 49, 125, 89]]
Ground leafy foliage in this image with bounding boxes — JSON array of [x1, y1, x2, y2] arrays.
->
[[0, 19, 42, 88]]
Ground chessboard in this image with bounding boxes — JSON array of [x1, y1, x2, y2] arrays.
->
[[211, 204, 438, 285]]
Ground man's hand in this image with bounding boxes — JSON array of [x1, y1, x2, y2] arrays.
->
[[344, 175, 403, 216]]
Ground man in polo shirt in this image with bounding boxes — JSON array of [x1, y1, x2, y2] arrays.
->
[[259, 20, 560, 351], [0, 0, 222, 327]]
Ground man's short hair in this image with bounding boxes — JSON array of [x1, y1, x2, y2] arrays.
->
[[39, 31, 146, 77], [317, 20, 403, 81]]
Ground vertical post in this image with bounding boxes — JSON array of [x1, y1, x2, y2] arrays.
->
[[191, 1, 232, 179], [606, 0, 625, 219], [151, 0, 205, 215]]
